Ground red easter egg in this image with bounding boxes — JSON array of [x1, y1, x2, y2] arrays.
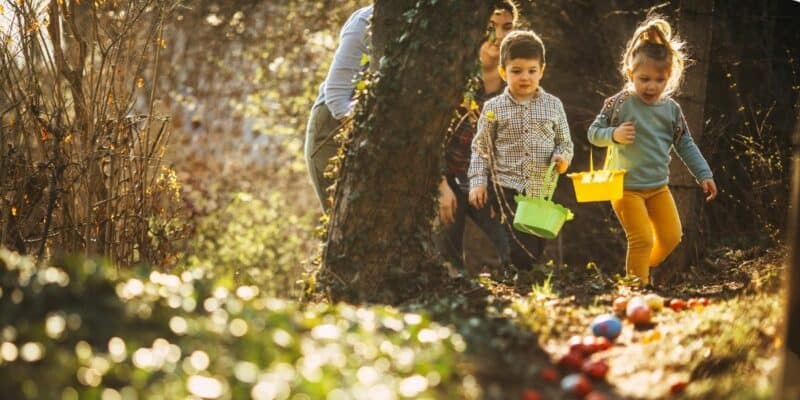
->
[[627, 305, 652, 325], [669, 298, 686, 311], [581, 359, 610, 380], [558, 350, 584, 371], [540, 366, 560, 382], [520, 388, 541, 400]]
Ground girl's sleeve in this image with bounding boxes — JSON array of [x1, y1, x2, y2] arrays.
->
[[553, 99, 574, 163], [587, 96, 619, 147], [672, 101, 713, 182], [468, 103, 497, 190]]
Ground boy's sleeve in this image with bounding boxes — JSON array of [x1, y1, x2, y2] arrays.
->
[[553, 99, 574, 164], [468, 103, 497, 190], [587, 96, 618, 147], [672, 101, 713, 182]]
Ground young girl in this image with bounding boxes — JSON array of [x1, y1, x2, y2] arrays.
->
[[587, 17, 718, 286]]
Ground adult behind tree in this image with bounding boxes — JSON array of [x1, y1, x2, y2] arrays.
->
[[304, 5, 373, 210], [435, 1, 518, 275], [318, 0, 492, 303]]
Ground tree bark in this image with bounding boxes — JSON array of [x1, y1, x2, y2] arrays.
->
[[320, 0, 490, 303], [660, 0, 714, 283], [778, 90, 800, 400]]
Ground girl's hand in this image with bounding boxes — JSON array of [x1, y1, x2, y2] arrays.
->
[[469, 186, 488, 209], [613, 121, 636, 144], [438, 178, 457, 225], [701, 179, 718, 202], [551, 154, 569, 173]]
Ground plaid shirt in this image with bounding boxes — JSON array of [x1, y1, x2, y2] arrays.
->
[[469, 87, 574, 198], [444, 82, 504, 192]]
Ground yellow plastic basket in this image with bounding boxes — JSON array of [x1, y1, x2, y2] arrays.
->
[[567, 147, 626, 203]]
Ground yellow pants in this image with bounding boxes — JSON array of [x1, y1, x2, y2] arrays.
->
[[611, 186, 682, 284]]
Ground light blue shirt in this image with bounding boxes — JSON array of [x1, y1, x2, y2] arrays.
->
[[313, 5, 373, 120], [587, 91, 713, 190]]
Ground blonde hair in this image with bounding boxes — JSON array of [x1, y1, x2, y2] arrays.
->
[[621, 16, 687, 97]]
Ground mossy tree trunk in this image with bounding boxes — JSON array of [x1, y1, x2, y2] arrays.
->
[[320, 0, 490, 303]]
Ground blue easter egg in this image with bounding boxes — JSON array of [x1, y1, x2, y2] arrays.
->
[[591, 314, 622, 340]]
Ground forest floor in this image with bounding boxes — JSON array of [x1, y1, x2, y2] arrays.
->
[[162, 136, 787, 399], [413, 246, 785, 399]]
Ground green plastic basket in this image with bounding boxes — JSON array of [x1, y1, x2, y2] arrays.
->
[[513, 163, 574, 239]]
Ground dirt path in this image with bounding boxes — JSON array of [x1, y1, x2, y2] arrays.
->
[[417, 246, 785, 399]]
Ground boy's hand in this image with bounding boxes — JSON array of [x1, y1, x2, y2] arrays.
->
[[613, 121, 636, 144], [438, 178, 457, 225], [701, 179, 717, 202], [469, 186, 488, 209], [551, 154, 569, 174]]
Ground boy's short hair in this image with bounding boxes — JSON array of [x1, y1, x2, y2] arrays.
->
[[499, 30, 546, 67]]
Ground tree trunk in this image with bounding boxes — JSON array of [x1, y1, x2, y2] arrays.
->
[[660, 0, 714, 283], [778, 91, 800, 399], [320, 0, 490, 303]]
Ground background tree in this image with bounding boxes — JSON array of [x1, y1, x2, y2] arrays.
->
[[660, 0, 714, 282], [779, 93, 800, 398], [318, 0, 491, 303]]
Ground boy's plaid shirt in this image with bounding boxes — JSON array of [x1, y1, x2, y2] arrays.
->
[[468, 87, 574, 198]]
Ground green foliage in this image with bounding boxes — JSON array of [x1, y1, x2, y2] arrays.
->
[[0, 248, 469, 399], [179, 192, 315, 299]]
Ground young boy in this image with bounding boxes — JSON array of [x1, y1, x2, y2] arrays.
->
[[468, 30, 573, 271]]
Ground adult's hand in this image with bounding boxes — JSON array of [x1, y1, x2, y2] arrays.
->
[[613, 121, 636, 144], [438, 178, 457, 225], [469, 186, 488, 209]]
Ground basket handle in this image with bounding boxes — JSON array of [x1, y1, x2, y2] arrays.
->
[[542, 162, 559, 200], [589, 145, 615, 172], [602, 146, 614, 170]]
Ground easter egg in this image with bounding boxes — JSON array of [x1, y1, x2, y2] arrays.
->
[[591, 314, 622, 340], [626, 296, 647, 315], [643, 293, 664, 311], [558, 350, 584, 371], [581, 359, 610, 380], [561, 373, 593, 397], [520, 389, 542, 400], [627, 305, 652, 325], [670, 381, 688, 394], [585, 392, 609, 400], [613, 297, 629, 314], [594, 336, 612, 351], [568, 335, 585, 354], [669, 298, 686, 311], [540, 366, 560, 382]]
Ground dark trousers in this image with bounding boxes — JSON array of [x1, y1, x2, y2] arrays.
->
[[495, 186, 546, 268], [434, 177, 510, 271]]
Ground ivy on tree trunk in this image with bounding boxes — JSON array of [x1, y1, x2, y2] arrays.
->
[[318, 0, 491, 303]]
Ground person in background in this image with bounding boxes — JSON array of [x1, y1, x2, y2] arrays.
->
[[436, 0, 518, 275], [304, 5, 373, 210]]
